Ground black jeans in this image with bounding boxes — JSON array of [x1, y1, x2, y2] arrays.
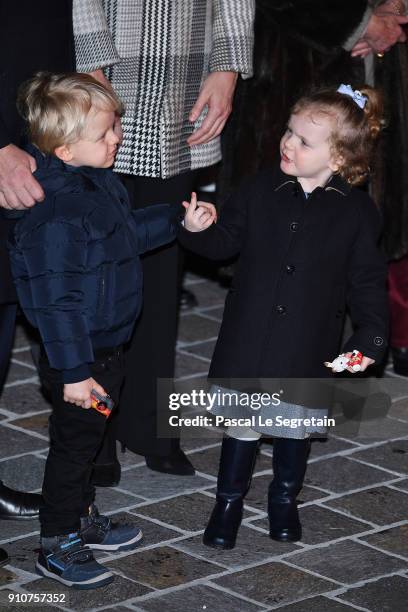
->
[[39, 347, 124, 537]]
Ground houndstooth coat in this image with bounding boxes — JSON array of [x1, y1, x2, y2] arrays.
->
[[74, 0, 255, 178]]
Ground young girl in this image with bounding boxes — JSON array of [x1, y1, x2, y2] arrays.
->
[[180, 84, 389, 549]]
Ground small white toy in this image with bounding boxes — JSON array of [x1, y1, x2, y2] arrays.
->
[[324, 350, 363, 373]]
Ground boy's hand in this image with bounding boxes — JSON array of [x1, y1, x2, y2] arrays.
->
[[343, 352, 375, 374], [63, 378, 107, 409], [182, 192, 217, 232]]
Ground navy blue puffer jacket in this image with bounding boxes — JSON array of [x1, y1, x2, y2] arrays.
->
[[8, 145, 178, 383]]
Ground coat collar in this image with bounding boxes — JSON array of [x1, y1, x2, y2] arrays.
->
[[274, 167, 351, 197]]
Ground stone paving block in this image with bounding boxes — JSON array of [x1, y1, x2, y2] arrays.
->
[[308, 437, 358, 458], [175, 352, 209, 379], [116, 443, 145, 468], [25, 575, 151, 610], [0, 518, 39, 543], [177, 315, 220, 345], [212, 561, 337, 607], [172, 524, 299, 569], [94, 486, 145, 514], [249, 504, 371, 545], [182, 339, 216, 361], [118, 465, 212, 501], [0, 426, 47, 459], [135, 584, 263, 611], [101, 512, 181, 550], [2, 363, 36, 385], [13, 322, 35, 348], [4, 534, 40, 573], [359, 525, 408, 558], [12, 413, 50, 438], [336, 416, 408, 443], [0, 384, 50, 416], [325, 485, 408, 525], [349, 440, 408, 475], [377, 378, 408, 401], [297, 505, 371, 545], [304, 456, 393, 493], [274, 596, 356, 611], [132, 492, 257, 533], [9, 349, 35, 366], [0, 455, 45, 491], [392, 478, 408, 491], [199, 305, 224, 321], [388, 398, 408, 422], [106, 546, 221, 589], [187, 281, 227, 309], [337, 575, 408, 610], [289, 540, 406, 583], [180, 426, 224, 451], [188, 445, 271, 479], [0, 566, 19, 588]]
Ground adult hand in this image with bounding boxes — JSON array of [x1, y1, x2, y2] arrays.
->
[[362, 12, 408, 54], [0, 144, 44, 209], [187, 71, 238, 147], [63, 377, 106, 410], [377, 0, 407, 17]]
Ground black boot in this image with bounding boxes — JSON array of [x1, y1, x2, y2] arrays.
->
[[268, 438, 311, 542], [0, 548, 9, 566], [392, 347, 408, 376], [0, 481, 42, 520], [203, 436, 259, 550], [145, 448, 195, 476]]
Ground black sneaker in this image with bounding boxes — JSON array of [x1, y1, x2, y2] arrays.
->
[[36, 532, 114, 589], [81, 504, 143, 552]]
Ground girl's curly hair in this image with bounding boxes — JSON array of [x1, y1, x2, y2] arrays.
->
[[292, 86, 383, 186]]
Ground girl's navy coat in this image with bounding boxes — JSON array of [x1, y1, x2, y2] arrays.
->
[[8, 145, 177, 383], [179, 168, 389, 378]]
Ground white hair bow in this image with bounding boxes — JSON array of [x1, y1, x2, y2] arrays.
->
[[337, 84, 368, 110]]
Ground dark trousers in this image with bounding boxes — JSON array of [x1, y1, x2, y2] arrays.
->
[[0, 303, 17, 391], [39, 347, 124, 537], [111, 171, 197, 457], [389, 255, 408, 347]]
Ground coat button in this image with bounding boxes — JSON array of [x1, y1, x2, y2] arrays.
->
[[286, 264, 295, 274], [276, 305, 287, 315], [374, 336, 384, 346], [290, 222, 299, 232]]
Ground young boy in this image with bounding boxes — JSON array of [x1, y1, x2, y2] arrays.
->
[[8, 72, 214, 589]]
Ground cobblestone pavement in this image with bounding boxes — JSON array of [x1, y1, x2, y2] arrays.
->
[[0, 273, 407, 611]]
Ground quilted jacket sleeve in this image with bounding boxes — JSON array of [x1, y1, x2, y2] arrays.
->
[[10, 213, 94, 383], [210, 0, 255, 78], [342, 194, 389, 362], [73, 0, 120, 72], [131, 204, 178, 254]]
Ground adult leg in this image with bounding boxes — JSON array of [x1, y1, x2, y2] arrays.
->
[[0, 303, 42, 519], [96, 172, 197, 478], [389, 256, 408, 375]]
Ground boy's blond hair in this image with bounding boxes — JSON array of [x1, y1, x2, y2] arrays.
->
[[17, 72, 124, 154]]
